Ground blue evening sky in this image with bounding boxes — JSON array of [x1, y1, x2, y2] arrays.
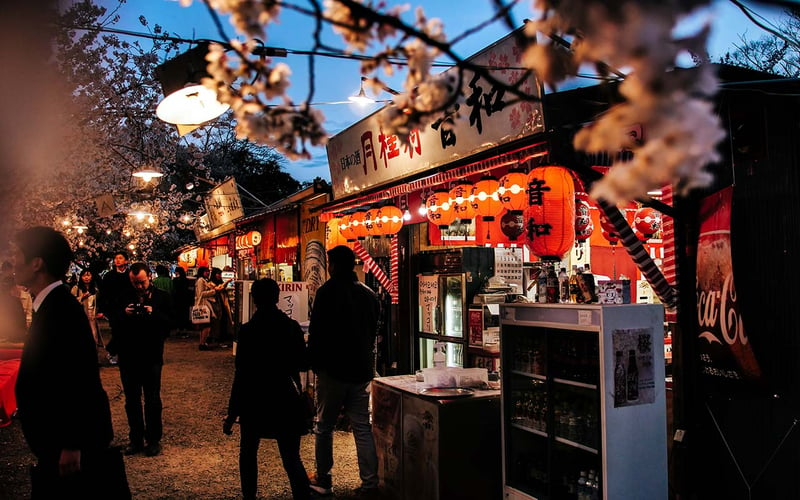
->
[[97, 0, 785, 183]]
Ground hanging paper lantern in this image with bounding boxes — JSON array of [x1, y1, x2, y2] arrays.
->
[[426, 190, 456, 229], [339, 213, 357, 241], [471, 175, 504, 221], [599, 212, 620, 244], [351, 210, 369, 240], [575, 198, 591, 232], [500, 211, 525, 241], [327, 218, 349, 248], [576, 220, 593, 242], [449, 181, 476, 223], [364, 207, 380, 237], [633, 207, 662, 237], [524, 166, 576, 260], [601, 226, 620, 245], [498, 167, 529, 214], [375, 205, 404, 236]]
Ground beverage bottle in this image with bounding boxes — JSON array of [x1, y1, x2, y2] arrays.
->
[[537, 266, 548, 303], [589, 469, 600, 500], [433, 343, 446, 368], [614, 351, 626, 406], [626, 349, 639, 401], [569, 265, 580, 303], [558, 267, 569, 303], [576, 470, 587, 500], [585, 471, 596, 500], [546, 266, 559, 303], [583, 264, 596, 301]]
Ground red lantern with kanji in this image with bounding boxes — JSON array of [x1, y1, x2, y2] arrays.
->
[[426, 190, 456, 229], [576, 220, 593, 241], [375, 205, 404, 236], [351, 210, 369, 240], [449, 181, 476, 223], [633, 207, 662, 238], [498, 167, 528, 214], [524, 166, 576, 260], [500, 210, 525, 241], [471, 175, 504, 221], [364, 208, 380, 237], [339, 214, 357, 241]]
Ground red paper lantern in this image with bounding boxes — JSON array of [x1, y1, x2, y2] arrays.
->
[[363, 208, 380, 237], [351, 210, 369, 240], [633, 207, 661, 237], [500, 211, 525, 241], [498, 168, 528, 214], [449, 181, 476, 223], [601, 226, 620, 245], [426, 190, 456, 229], [575, 198, 591, 232], [375, 205, 404, 236], [471, 175, 504, 221], [327, 218, 349, 248], [339, 214, 357, 241], [576, 220, 593, 241], [524, 166, 576, 260]]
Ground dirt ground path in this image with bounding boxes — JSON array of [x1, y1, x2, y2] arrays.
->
[[0, 327, 364, 499]]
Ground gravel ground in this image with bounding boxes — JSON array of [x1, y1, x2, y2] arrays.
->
[[0, 326, 365, 499]]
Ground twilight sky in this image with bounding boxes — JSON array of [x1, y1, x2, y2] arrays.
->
[[97, 0, 784, 183]]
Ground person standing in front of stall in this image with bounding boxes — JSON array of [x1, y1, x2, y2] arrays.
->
[[97, 251, 132, 365], [116, 263, 174, 457], [12, 227, 127, 498], [307, 245, 381, 499], [195, 266, 222, 351], [223, 278, 311, 500]]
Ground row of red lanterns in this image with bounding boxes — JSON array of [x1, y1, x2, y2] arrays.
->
[[337, 205, 405, 240]]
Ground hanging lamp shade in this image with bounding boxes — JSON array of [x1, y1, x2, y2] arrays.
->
[[524, 166, 576, 260], [426, 190, 456, 229], [155, 42, 230, 126], [351, 210, 369, 240], [498, 167, 529, 214], [375, 205, 404, 236], [449, 181, 476, 223], [500, 210, 525, 241], [633, 207, 662, 237], [471, 175, 504, 221], [339, 214, 357, 241]]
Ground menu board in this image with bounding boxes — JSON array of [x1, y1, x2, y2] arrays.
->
[[418, 275, 439, 334]]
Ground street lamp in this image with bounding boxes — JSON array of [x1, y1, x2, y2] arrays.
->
[[132, 167, 164, 183]]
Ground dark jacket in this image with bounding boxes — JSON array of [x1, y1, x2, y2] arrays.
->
[[16, 285, 113, 458], [227, 305, 307, 438], [97, 269, 132, 329], [111, 285, 174, 365], [307, 272, 380, 383]]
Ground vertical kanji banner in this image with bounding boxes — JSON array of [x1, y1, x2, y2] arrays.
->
[[696, 186, 763, 391]]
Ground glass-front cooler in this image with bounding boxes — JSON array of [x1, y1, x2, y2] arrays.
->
[[417, 273, 466, 368], [500, 303, 667, 500]]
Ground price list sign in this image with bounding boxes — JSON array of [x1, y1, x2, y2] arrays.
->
[[418, 275, 439, 334]]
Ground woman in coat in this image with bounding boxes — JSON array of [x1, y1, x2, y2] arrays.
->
[[223, 278, 310, 500], [194, 266, 220, 350]]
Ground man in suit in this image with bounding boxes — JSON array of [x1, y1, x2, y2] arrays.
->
[[13, 226, 128, 498], [115, 262, 174, 457]]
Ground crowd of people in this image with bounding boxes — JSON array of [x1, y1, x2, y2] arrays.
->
[[3, 226, 383, 500]]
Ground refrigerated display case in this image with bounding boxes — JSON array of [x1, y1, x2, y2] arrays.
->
[[415, 248, 494, 369], [499, 303, 667, 500]]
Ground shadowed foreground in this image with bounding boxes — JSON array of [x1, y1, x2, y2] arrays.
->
[[0, 327, 365, 499]]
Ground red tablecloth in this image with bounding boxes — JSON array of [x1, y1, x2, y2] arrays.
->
[[0, 358, 21, 427]]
